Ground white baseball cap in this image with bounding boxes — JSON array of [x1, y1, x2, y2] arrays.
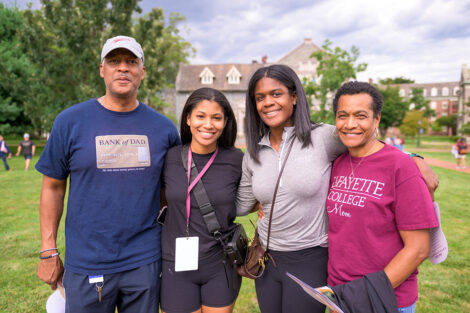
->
[[101, 35, 144, 63]]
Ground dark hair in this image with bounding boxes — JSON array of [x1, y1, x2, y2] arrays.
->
[[333, 81, 383, 117], [245, 64, 318, 162], [180, 87, 237, 148]]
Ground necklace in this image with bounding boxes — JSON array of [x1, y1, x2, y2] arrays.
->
[[348, 141, 378, 178]]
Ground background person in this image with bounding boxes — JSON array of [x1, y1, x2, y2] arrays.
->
[[0, 135, 12, 171], [326, 82, 438, 313], [160, 87, 243, 313], [35, 35, 179, 313], [454, 137, 467, 168], [16, 133, 35, 170]]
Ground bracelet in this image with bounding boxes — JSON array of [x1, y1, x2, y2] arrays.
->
[[408, 153, 424, 159], [39, 248, 58, 254], [39, 252, 60, 260]]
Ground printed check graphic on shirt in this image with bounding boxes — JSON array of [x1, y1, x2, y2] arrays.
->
[[95, 135, 151, 170]]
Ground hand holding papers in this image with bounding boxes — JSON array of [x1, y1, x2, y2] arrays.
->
[[286, 272, 344, 313]]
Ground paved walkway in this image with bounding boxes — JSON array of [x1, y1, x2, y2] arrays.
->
[[424, 157, 470, 174]]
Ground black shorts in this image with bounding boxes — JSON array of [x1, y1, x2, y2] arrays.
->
[[161, 252, 241, 313], [255, 246, 328, 313]]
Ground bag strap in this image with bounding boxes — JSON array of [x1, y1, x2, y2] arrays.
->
[[181, 144, 222, 235], [265, 138, 295, 251]]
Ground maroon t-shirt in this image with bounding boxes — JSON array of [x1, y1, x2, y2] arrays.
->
[[326, 144, 438, 307]]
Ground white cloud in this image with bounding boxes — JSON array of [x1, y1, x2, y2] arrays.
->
[[4, 0, 470, 83]]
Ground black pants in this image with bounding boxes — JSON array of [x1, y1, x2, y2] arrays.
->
[[1, 155, 9, 170], [63, 260, 161, 313], [255, 246, 328, 313]]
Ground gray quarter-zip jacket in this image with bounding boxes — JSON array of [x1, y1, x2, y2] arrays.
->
[[236, 124, 345, 251]]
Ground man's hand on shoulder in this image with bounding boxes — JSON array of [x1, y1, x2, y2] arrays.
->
[[412, 156, 439, 201]]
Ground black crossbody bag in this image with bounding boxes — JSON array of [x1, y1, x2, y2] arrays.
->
[[181, 145, 248, 268]]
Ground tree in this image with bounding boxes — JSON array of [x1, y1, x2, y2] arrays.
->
[[0, 4, 34, 135], [409, 87, 434, 118], [134, 9, 195, 109], [19, 0, 194, 132], [435, 115, 457, 135], [378, 77, 415, 84], [377, 85, 408, 137], [399, 110, 429, 137], [459, 122, 470, 135], [304, 39, 367, 124]]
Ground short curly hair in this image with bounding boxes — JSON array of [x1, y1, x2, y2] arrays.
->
[[333, 81, 383, 118]]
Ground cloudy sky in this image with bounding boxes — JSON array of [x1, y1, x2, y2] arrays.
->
[[5, 0, 470, 83]]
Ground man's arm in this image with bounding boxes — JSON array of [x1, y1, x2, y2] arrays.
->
[[15, 145, 21, 156], [37, 175, 67, 290], [384, 229, 430, 288], [32, 144, 36, 156]]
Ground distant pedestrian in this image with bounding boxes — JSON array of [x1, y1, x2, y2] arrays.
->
[[0, 135, 12, 171], [399, 136, 405, 151], [15, 133, 36, 171], [453, 137, 467, 168]]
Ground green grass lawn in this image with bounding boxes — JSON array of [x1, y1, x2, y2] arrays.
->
[[418, 151, 460, 164], [0, 148, 469, 312]]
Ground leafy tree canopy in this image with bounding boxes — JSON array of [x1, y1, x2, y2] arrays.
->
[[409, 87, 434, 118], [0, 3, 34, 135], [304, 39, 367, 124], [377, 84, 408, 136], [379, 76, 415, 84], [19, 0, 194, 132], [399, 110, 429, 137]]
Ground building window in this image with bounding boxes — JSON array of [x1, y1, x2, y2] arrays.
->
[[442, 101, 448, 109], [431, 87, 438, 96], [430, 101, 437, 109], [442, 112, 448, 116], [442, 87, 449, 96], [423, 89, 427, 97], [454, 86, 459, 95], [199, 67, 215, 85], [399, 89, 405, 97], [226, 66, 242, 84]]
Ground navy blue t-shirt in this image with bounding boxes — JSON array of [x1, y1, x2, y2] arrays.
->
[[36, 99, 180, 274]]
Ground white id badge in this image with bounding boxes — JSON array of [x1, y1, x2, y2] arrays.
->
[[175, 236, 199, 272], [88, 275, 104, 284]]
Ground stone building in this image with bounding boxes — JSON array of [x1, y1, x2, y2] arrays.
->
[[458, 64, 470, 137], [175, 38, 321, 146]]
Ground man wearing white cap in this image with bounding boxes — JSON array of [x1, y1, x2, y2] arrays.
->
[[36, 35, 180, 313], [16, 133, 35, 170]]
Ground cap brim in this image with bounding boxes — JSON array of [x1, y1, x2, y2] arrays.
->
[[101, 42, 143, 63], [429, 202, 448, 264]]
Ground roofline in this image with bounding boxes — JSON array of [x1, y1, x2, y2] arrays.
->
[[277, 39, 323, 62]]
